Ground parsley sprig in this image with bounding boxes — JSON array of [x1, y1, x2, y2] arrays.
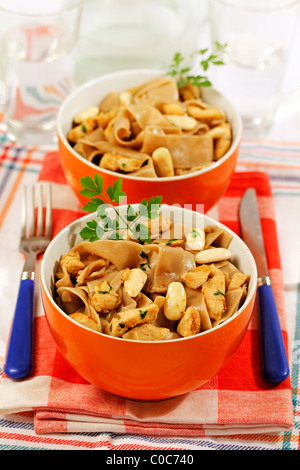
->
[[79, 174, 162, 244], [167, 42, 227, 89]]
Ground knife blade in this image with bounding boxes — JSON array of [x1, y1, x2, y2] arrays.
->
[[239, 188, 289, 384]]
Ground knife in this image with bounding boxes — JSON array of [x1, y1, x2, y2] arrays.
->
[[239, 188, 289, 384]]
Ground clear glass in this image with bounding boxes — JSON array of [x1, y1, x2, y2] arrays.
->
[[75, 0, 201, 84], [209, 0, 300, 135], [0, 0, 83, 145]]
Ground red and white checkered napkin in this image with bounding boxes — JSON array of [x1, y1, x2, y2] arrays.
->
[[0, 151, 293, 436]]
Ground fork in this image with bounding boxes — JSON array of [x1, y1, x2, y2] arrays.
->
[[4, 184, 52, 379]]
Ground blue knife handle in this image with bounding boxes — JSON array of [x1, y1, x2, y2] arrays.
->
[[4, 278, 34, 379], [258, 283, 289, 384]]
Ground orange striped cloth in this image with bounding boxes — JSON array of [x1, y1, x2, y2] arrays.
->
[[0, 151, 293, 436]]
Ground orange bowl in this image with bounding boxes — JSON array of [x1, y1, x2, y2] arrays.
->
[[57, 69, 242, 213], [40, 204, 257, 401]]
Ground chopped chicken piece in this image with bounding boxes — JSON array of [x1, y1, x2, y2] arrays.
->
[[202, 268, 226, 320], [227, 272, 249, 291], [177, 306, 201, 337], [148, 215, 172, 239], [122, 323, 171, 341], [69, 312, 98, 331], [60, 251, 85, 276], [181, 265, 212, 289], [96, 108, 118, 128], [123, 268, 148, 297], [67, 117, 97, 143], [100, 153, 144, 173], [106, 303, 159, 337], [91, 280, 121, 313]]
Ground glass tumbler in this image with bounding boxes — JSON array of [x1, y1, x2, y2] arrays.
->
[[0, 0, 83, 145], [209, 0, 300, 135]]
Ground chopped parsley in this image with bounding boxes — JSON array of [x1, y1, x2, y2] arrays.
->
[[190, 229, 201, 239], [166, 238, 178, 245], [139, 250, 151, 270], [213, 290, 225, 297], [139, 309, 147, 319], [98, 282, 112, 294]]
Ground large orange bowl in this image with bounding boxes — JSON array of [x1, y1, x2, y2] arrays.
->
[[57, 69, 242, 212], [40, 204, 257, 401]]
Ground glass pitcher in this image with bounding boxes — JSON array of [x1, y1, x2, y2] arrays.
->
[[75, 0, 204, 83]]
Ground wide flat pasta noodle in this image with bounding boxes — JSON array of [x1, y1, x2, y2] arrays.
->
[[79, 139, 150, 165], [143, 244, 196, 293], [73, 240, 142, 271], [117, 287, 137, 311], [108, 115, 132, 144], [76, 259, 110, 285], [73, 142, 101, 160], [130, 158, 157, 178], [85, 270, 119, 297], [204, 226, 233, 249], [55, 265, 74, 289], [57, 286, 92, 316], [129, 76, 179, 107], [141, 129, 214, 168], [98, 91, 121, 111], [124, 104, 171, 129], [213, 287, 244, 327], [185, 288, 212, 331]]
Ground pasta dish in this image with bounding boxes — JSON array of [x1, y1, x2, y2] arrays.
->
[[66, 76, 232, 178], [55, 217, 249, 341]]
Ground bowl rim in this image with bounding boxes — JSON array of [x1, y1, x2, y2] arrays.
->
[[57, 68, 243, 183], [41, 203, 257, 344]]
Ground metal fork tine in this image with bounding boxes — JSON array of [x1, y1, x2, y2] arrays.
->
[[21, 186, 27, 239], [37, 185, 43, 237], [45, 183, 52, 238], [28, 186, 35, 237]]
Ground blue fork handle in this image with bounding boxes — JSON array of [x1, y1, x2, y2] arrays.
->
[[258, 283, 289, 384], [4, 278, 34, 379]]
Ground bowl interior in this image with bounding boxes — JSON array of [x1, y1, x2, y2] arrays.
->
[[41, 204, 257, 339], [57, 69, 242, 181]]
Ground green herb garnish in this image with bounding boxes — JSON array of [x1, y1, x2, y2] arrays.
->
[[139, 309, 147, 319], [98, 282, 112, 294], [190, 229, 201, 239], [79, 174, 162, 244], [81, 124, 86, 132], [213, 290, 225, 297], [167, 42, 227, 89], [166, 238, 178, 245], [139, 250, 151, 270]]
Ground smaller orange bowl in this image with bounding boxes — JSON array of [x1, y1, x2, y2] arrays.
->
[[57, 69, 242, 213], [40, 204, 257, 401]]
